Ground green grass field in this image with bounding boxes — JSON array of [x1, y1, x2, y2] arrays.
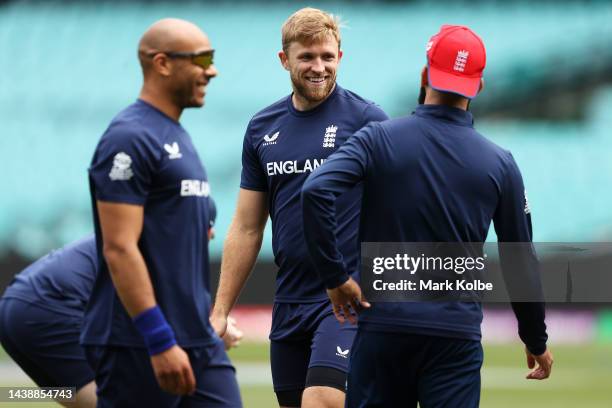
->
[[2, 342, 611, 407]]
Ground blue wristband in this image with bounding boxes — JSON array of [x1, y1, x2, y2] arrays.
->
[[132, 306, 177, 356]]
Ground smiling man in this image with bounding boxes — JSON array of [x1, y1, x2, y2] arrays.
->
[[210, 8, 388, 408], [83, 19, 242, 407]]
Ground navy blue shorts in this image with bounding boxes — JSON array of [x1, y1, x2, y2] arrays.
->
[[84, 339, 241, 408], [0, 298, 95, 390], [270, 301, 356, 393], [346, 330, 483, 408]]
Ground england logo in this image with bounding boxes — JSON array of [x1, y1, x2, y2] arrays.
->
[[453, 50, 469, 72], [323, 125, 337, 148], [109, 152, 133, 181]]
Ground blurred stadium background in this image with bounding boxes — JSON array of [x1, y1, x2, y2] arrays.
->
[[1, 0, 611, 406]]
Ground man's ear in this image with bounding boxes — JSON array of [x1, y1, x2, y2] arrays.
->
[[337, 49, 343, 63], [478, 78, 485, 94], [278, 50, 290, 71], [421, 66, 428, 87], [152, 53, 172, 77]]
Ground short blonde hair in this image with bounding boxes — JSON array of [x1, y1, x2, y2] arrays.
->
[[281, 7, 341, 53]]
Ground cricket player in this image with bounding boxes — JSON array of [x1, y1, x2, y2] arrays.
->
[[210, 7, 388, 408], [301, 25, 553, 407], [0, 235, 97, 408], [83, 18, 241, 407], [0, 200, 239, 408]]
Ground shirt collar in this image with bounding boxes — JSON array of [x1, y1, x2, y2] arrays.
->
[[414, 104, 474, 127]]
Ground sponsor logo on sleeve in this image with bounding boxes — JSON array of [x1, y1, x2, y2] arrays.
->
[[109, 152, 134, 181], [164, 142, 183, 159], [335, 346, 349, 359], [524, 189, 531, 214]]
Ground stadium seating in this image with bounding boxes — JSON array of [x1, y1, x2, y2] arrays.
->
[[1, 1, 612, 258]]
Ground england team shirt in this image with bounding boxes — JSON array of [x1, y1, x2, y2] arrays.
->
[[1, 235, 96, 317], [241, 85, 388, 303], [83, 99, 216, 348], [302, 105, 547, 353]]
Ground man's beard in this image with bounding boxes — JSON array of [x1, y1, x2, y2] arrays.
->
[[173, 80, 203, 109], [291, 70, 336, 105]]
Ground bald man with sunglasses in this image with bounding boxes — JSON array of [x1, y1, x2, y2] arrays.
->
[[83, 19, 242, 407]]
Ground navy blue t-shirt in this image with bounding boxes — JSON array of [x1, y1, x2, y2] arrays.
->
[[302, 105, 547, 353], [241, 85, 388, 303], [83, 99, 216, 348], [1, 235, 97, 317]]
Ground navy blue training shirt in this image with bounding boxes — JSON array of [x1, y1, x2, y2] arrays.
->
[[302, 104, 547, 354], [83, 99, 216, 348], [241, 85, 388, 303], [1, 235, 97, 317]]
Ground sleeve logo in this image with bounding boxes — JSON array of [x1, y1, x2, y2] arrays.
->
[[335, 346, 350, 358], [524, 189, 531, 214], [109, 152, 134, 181], [164, 142, 183, 159]]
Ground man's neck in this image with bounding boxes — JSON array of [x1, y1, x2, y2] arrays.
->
[[291, 83, 336, 112], [424, 89, 469, 111], [139, 85, 182, 121]]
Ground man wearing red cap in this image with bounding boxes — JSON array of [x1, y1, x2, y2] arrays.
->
[[301, 25, 553, 407]]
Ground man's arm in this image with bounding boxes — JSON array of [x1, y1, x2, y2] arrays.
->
[[210, 188, 268, 336], [493, 154, 553, 380], [97, 201, 195, 395], [301, 125, 378, 323]]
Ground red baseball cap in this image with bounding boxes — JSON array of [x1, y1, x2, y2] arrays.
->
[[426, 25, 486, 99]]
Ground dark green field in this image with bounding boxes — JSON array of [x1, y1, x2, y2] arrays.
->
[[2, 343, 611, 407]]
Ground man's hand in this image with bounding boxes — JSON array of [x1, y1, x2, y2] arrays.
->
[[150, 345, 196, 395], [210, 310, 228, 338], [222, 316, 244, 350], [525, 347, 553, 380], [327, 277, 371, 325]]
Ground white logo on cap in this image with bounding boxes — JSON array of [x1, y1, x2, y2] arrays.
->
[[453, 50, 469, 72], [426, 41, 433, 52]]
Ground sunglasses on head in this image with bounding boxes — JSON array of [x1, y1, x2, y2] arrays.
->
[[145, 49, 215, 69]]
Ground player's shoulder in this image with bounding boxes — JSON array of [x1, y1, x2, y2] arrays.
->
[[335, 86, 375, 107], [472, 128, 514, 162], [246, 95, 290, 138], [98, 101, 168, 151], [250, 96, 289, 124], [62, 234, 97, 259], [335, 86, 387, 119]]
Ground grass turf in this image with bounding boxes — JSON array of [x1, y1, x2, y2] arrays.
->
[[2, 343, 611, 407]]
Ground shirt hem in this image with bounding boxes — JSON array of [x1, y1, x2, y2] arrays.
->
[[80, 336, 218, 348], [359, 318, 481, 341], [94, 193, 146, 206], [273, 296, 329, 304], [0, 295, 83, 317]]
